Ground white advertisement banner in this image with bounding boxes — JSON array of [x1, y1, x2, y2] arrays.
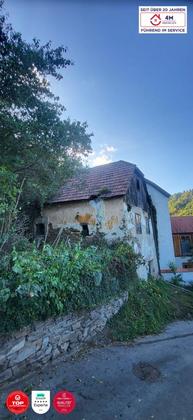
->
[[139, 6, 187, 34]]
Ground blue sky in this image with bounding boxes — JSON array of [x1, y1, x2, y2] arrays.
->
[[5, 0, 193, 194]]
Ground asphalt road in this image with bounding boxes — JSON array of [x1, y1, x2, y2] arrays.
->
[[1, 320, 193, 419]]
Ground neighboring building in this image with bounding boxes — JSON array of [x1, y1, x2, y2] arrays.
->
[[171, 216, 193, 268], [38, 161, 174, 279]]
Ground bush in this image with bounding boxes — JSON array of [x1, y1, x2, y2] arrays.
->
[[168, 261, 183, 286], [0, 241, 142, 333], [108, 278, 193, 341]]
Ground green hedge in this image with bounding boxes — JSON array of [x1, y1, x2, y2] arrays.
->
[[0, 241, 143, 333]]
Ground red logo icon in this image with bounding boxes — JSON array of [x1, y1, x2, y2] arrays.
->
[[6, 390, 30, 415], [53, 390, 76, 415], [150, 14, 161, 26]]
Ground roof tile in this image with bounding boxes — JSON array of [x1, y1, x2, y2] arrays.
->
[[49, 160, 136, 203], [171, 216, 193, 234]]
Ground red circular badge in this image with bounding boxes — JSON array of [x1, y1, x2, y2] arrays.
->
[[53, 390, 76, 415], [6, 390, 29, 415]]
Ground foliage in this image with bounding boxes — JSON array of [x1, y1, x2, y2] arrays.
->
[[0, 241, 142, 334], [168, 261, 183, 286], [109, 279, 193, 341], [169, 190, 193, 216], [0, 167, 30, 253], [0, 2, 92, 208]]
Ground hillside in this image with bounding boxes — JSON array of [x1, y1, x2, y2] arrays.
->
[[169, 190, 193, 216]]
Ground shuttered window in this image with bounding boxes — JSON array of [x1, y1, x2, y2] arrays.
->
[[173, 235, 181, 257]]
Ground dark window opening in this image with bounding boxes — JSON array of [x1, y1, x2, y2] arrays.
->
[[180, 235, 192, 256], [148, 260, 153, 276], [81, 224, 89, 237], [136, 179, 140, 191], [145, 217, 150, 234], [135, 213, 142, 234], [36, 223, 45, 236]]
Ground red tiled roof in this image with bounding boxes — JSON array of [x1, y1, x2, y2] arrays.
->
[[49, 160, 138, 204], [171, 216, 193, 234]]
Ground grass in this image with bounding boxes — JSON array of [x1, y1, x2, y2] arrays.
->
[[108, 278, 193, 341]]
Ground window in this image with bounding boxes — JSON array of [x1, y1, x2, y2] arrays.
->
[[81, 224, 89, 237], [180, 235, 192, 256], [135, 213, 142, 234], [136, 179, 140, 191], [145, 217, 150, 234], [148, 260, 154, 276], [36, 223, 45, 236]]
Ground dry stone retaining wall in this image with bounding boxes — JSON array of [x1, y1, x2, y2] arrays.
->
[[0, 292, 128, 386]]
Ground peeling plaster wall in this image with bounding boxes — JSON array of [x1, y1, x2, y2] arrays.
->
[[43, 197, 158, 278], [43, 197, 125, 238], [122, 203, 159, 278], [43, 200, 97, 235]]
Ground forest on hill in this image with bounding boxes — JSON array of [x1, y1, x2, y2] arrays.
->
[[169, 190, 193, 216]]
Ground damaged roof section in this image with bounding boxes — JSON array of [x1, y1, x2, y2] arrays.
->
[[49, 160, 140, 204]]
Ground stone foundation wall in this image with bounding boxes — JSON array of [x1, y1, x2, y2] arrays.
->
[[0, 293, 127, 386]]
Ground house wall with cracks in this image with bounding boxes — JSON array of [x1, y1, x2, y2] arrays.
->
[[42, 197, 158, 278]]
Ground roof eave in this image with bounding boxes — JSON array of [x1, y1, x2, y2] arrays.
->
[[145, 178, 170, 198]]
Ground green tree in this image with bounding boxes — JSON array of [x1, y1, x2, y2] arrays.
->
[[0, 1, 92, 210], [169, 190, 193, 216]]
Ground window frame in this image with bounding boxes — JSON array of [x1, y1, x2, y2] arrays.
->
[[145, 216, 150, 234], [180, 235, 192, 256], [135, 213, 142, 234]]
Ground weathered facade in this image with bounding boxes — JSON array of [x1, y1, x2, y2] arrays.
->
[[38, 161, 173, 279]]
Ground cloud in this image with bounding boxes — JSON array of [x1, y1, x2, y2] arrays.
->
[[91, 154, 112, 166], [101, 145, 117, 153], [88, 144, 117, 167]]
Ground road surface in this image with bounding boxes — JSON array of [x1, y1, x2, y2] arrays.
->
[[1, 320, 193, 419]]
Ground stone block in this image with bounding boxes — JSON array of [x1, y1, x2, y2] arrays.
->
[[0, 353, 8, 370], [0, 368, 12, 384], [11, 361, 28, 378], [9, 344, 37, 365], [41, 336, 49, 350], [52, 348, 60, 358], [58, 342, 69, 352]]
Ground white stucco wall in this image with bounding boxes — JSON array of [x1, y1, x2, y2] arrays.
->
[[175, 256, 190, 268], [162, 271, 193, 284], [146, 182, 175, 270]]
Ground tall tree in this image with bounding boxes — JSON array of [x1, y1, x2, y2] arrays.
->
[[0, 1, 92, 210]]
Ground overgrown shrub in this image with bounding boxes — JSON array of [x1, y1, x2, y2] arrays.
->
[[108, 278, 193, 341], [0, 241, 142, 333], [168, 261, 183, 286]]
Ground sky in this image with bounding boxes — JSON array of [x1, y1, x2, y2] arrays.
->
[[4, 0, 193, 194]]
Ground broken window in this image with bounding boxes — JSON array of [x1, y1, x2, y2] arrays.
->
[[135, 213, 142, 234], [180, 235, 192, 256], [36, 223, 45, 236], [145, 217, 150, 234], [136, 179, 140, 191], [81, 224, 89, 237]]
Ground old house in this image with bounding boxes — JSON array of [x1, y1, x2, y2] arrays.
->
[[38, 161, 174, 279]]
